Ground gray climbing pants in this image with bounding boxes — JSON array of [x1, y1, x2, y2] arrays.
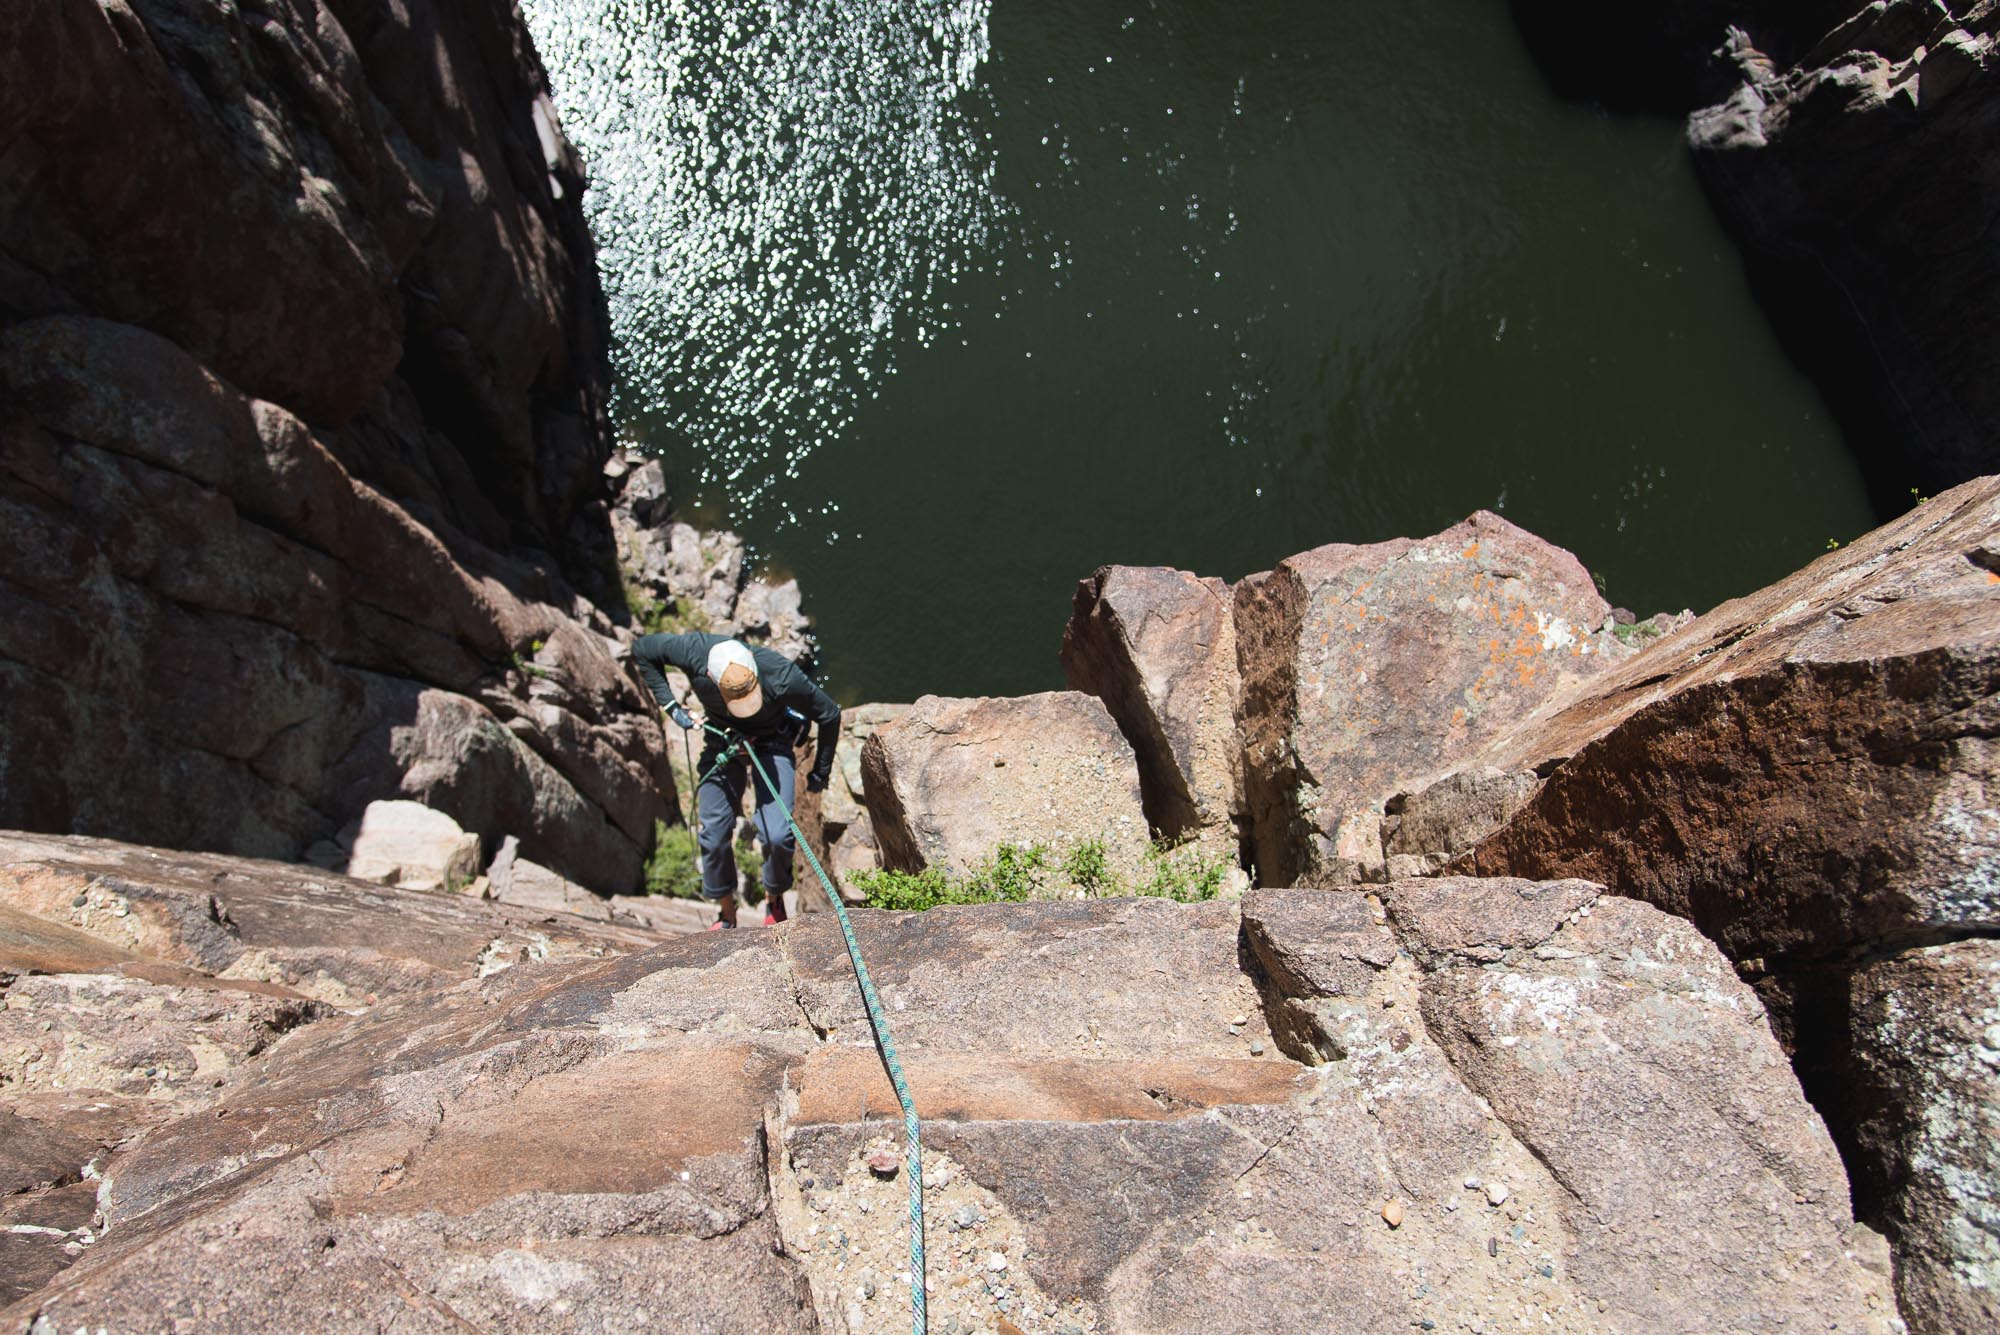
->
[[695, 744, 795, 900]]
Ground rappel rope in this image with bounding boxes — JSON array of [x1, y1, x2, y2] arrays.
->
[[688, 717, 928, 1334]]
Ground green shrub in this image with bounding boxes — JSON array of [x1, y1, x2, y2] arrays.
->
[[644, 818, 770, 903], [849, 864, 963, 912], [1060, 839, 1113, 896], [968, 841, 1050, 902], [643, 821, 703, 898], [1132, 839, 1231, 903], [853, 836, 1232, 911]]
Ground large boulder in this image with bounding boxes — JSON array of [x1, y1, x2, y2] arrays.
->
[[2, 886, 1903, 1331], [1427, 476, 2000, 1330], [792, 702, 908, 909], [1243, 880, 1900, 1334], [1233, 511, 1626, 888], [1688, 2, 2000, 500], [1446, 476, 2000, 965], [1062, 565, 1243, 846], [860, 693, 1151, 881]]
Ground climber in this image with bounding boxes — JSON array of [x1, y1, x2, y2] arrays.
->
[[633, 633, 840, 929]]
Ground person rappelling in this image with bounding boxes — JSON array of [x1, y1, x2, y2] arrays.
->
[[633, 633, 842, 929]]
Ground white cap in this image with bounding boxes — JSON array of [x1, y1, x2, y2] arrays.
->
[[706, 640, 764, 718]]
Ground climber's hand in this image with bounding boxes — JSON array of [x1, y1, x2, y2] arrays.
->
[[667, 703, 696, 731]]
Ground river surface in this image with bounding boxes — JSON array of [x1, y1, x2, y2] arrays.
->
[[523, 0, 1876, 704]]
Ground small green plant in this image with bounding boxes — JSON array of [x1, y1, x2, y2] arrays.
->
[[849, 864, 962, 911], [1133, 839, 1231, 903], [1060, 839, 1114, 896], [854, 837, 1232, 911]]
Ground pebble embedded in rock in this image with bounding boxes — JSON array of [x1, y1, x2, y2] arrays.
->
[[1250, 1039, 1266, 1055], [1230, 1014, 1248, 1026], [1381, 1199, 1405, 1228], [867, 1148, 901, 1177], [987, 1252, 1008, 1272], [1485, 1181, 1509, 1207]]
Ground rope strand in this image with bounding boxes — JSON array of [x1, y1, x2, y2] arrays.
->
[[703, 722, 928, 1334]]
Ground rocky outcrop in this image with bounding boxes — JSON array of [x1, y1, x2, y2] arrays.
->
[[861, 693, 1152, 880], [0, 1, 679, 891], [793, 702, 909, 909], [1443, 476, 2000, 963], [0, 830, 682, 1302], [1689, 1, 2000, 500], [1844, 940, 2000, 1335], [2, 882, 1906, 1331], [1394, 476, 2000, 1328], [606, 450, 818, 666], [1510, 0, 2000, 500], [1506, 0, 1858, 110], [1062, 565, 1243, 848], [1232, 511, 1629, 888]]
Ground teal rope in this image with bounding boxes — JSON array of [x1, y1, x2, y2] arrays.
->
[[723, 725, 927, 1335]]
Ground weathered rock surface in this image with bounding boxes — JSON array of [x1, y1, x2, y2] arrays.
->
[[1844, 939, 2000, 1335], [606, 449, 818, 665], [1447, 477, 2000, 964], [0, 1, 674, 891], [794, 702, 909, 909], [862, 693, 1151, 880], [335, 800, 482, 892], [1419, 476, 2000, 1331], [0, 833, 661, 1011], [2, 885, 1902, 1332], [0, 316, 672, 890], [1233, 511, 1627, 888], [1062, 565, 1243, 847], [1688, 1, 2000, 498], [0, 830, 689, 1307]]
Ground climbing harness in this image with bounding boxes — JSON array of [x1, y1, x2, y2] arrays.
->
[[688, 717, 929, 1334]]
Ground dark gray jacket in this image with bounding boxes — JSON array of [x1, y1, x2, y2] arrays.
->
[[633, 633, 841, 785]]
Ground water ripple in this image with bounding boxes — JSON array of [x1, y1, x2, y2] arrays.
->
[[520, 0, 1007, 521]]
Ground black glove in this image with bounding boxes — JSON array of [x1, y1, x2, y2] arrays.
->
[[667, 703, 695, 731], [806, 771, 830, 794]]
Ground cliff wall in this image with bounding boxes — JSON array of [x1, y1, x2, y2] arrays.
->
[[0, 0, 671, 889], [1512, 0, 2000, 504]]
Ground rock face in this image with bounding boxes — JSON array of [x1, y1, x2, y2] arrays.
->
[[861, 693, 1152, 880], [2, 882, 1904, 1332], [793, 702, 909, 909], [1414, 476, 2000, 1329], [1062, 565, 1243, 847], [606, 451, 819, 666], [1844, 940, 2000, 1335], [0, 830, 680, 1303], [1688, 1, 2000, 499], [0, 1, 673, 891], [1446, 476, 2000, 965], [1233, 511, 1626, 888]]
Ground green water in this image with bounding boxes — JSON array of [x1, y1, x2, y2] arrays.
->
[[527, 0, 1875, 705]]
